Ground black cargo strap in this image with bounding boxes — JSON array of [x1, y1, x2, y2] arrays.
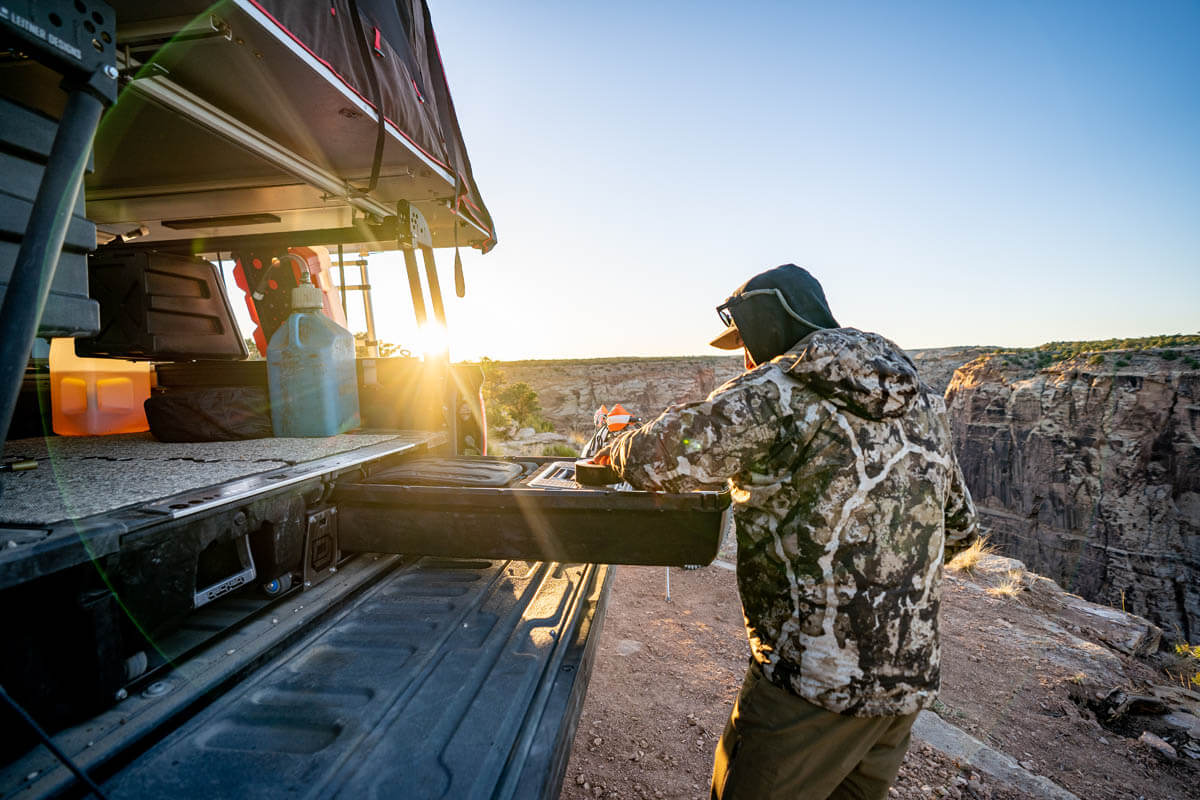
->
[[0, 684, 109, 799], [346, 0, 387, 195]]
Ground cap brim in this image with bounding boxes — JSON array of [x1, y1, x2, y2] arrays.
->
[[709, 324, 743, 350]]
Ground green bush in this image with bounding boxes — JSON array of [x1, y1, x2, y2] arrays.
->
[[1087, 353, 1105, 365], [478, 358, 554, 437], [496, 382, 542, 427], [542, 443, 578, 458], [996, 334, 1200, 369]]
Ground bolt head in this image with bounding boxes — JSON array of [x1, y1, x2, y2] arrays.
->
[[103, 65, 118, 80]]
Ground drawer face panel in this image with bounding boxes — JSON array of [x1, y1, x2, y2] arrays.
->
[[335, 457, 731, 566]]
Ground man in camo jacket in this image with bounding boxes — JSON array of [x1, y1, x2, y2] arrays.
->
[[604, 264, 978, 799]]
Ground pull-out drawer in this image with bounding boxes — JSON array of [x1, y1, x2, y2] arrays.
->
[[335, 457, 731, 566]]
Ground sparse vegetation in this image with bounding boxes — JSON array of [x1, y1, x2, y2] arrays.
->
[[542, 443, 579, 458], [990, 333, 1200, 369], [1165, 641, 1200, 690], [986, 569, 1026, 600], [478, 357, 554, 438], [946, 536, 996, 575]]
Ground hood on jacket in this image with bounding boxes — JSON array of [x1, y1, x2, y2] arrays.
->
[[711, 265, 840, 365], [781, 328, 921, 420]]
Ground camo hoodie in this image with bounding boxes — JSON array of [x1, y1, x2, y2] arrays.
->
[[609, 328, 978, 717]]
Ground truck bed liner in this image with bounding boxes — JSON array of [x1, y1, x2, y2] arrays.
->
[[103, 556, 610, 800]]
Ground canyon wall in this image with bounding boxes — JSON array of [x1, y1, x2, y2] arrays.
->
[[494, 346, 985, 434], [495, 356, 744, 434], [945, 349, 1200, 640], [490, 344, 1200, 638]]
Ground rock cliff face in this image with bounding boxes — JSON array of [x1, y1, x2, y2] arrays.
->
[[496, 356, 744, 434], [494, 346, 984, 434], [945, 349, 1200, 640], [492, 344, 1200, 639], [909, 347, 996, 394]]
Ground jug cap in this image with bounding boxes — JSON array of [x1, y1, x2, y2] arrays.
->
[[291, 273, 324, 311]]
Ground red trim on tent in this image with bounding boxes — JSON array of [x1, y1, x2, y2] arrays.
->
[[245, 0, 497, 247], [246, 0, 451, 173]]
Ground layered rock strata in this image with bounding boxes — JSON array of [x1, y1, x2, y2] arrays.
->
[[496, 356, 743, 434], [491, 345, 984, 435], [945, 348, 1200, 640]]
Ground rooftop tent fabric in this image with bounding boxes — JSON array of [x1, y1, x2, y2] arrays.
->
[[250, 0, 496, 250]]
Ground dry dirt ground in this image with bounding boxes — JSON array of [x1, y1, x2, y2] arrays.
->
[[558, 563, 1197, 800]]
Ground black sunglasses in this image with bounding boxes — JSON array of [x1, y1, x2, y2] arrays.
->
[[716, 288, 824, 329]]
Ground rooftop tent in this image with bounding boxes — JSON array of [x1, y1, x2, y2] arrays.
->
[[72, 0, 496, 250], [248, 0, 496, 248]]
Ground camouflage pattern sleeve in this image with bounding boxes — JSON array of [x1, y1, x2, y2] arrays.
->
[[607, 365, 794, 493], [944, 452, 979, 555]]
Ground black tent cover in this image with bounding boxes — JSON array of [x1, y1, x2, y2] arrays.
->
[[250, 0, 496, 251]]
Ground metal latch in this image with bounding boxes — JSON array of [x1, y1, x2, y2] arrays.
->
[[302, 506, 340, 590]]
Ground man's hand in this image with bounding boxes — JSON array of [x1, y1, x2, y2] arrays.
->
[[590, 445, 612, 465]]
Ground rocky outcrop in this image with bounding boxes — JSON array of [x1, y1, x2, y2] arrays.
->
[[945, 348, 1200, 640], [909, 346, 996, 394], [491, 346, 985, 435], [495, 356, 744, 434]]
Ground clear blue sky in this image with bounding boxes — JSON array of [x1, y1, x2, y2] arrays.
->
[[346, 1, 1200, 360]]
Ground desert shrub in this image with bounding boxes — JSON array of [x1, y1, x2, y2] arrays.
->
[[1161, 350, 1179, 361], [542, 443, 578, 458], [947, 536, 996, 575], [1184, 357, 1199, 369], [997, 334, 1200, 368], [479, 360, 512, 432], [478, 358, 554, 437], [986, 569, 1026, 600], [1087, 353, 1105, 365], [1115, 357, 1130, 367], [496, 382, 543, 427], [1166, 642, 1200, 689]]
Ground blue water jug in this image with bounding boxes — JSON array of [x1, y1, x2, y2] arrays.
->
[[267, 275, 360, 437]]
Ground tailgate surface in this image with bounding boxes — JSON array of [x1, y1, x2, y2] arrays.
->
[[104, 556, 610, 800]]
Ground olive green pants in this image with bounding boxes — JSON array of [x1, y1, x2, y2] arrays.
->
[[711, 663, 917, 800]]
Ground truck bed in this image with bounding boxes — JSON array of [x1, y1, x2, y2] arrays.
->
[[2, 554, 611, 800]]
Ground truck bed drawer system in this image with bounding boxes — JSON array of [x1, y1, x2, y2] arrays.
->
[[1, 450, 724, 799]]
